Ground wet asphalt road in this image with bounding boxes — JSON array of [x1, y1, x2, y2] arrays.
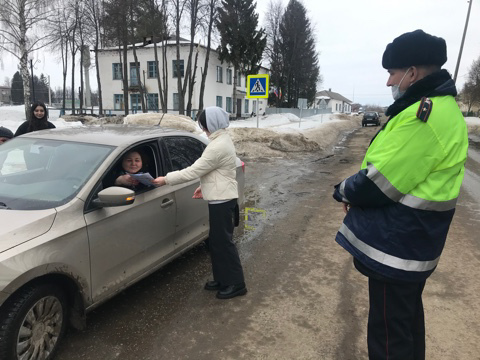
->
[[55, 126, 480, 360]]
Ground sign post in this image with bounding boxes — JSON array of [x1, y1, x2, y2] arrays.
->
[[247, 74, 269, 128], [297, 98, 307, 128]]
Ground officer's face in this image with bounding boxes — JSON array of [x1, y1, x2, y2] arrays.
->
[[386, 68, 413, 91]]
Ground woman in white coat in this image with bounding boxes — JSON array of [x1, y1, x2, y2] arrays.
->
[[152, 107, 247, 300]]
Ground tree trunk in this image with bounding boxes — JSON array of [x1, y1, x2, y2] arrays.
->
[[79, 43, 84, 113], [186, 49, 199, 117], [162, 39, 168, 112], [131, 42, 146, 112], [199, 0, 215, 113], [153, 39, 165, 112], [18, 6, 31, 121], [122, 38, 129, 115], [232, 66, 237, 115]]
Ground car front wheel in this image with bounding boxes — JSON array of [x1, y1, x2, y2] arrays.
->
[[0, 283, 68, 360]]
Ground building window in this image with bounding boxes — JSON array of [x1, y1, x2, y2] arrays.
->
[[114, 94, 124, 110], [172, 60, 184, 78], [147, 61, 158, 78], [216, 66, 223, 83], [147, 93, 159, 110], [216, 96, 223, 108], [130, 94, 141, 111], [226, 97, 232, 113], [226, 68, 232, 85], [244, 99, 249, 114], [236, 72, 241, 86], [112, 63, 122, 80], [173, 93, 179, 111], [130, 62, 140, 86]]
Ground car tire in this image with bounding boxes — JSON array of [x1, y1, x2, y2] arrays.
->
[[0, 283, 68, 360]]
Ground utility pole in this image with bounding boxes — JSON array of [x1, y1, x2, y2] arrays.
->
[[454, 0, 473, 83]]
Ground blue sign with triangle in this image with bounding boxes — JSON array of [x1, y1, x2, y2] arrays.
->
[[247, 74, 269, 99]]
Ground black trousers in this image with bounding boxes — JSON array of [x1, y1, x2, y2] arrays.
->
[[208, 199, 245, 286], [367, 277, 426, 360]]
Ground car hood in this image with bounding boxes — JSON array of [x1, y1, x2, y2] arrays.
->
[[0, 209, 56, 253]]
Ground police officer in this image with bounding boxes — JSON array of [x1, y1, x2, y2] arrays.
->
[[333, 30, 468, 360]]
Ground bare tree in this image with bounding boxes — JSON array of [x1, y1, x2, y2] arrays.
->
[[67, 0, 81, 114], [103, 0, 131, 115], [171, 0, 188, 114], [3, 76, 11, 87], [0, 0, 54, 119], [84, 0, 104, 114], [264, 0, 283, 107], [184, 0, 201, 117], [460, 57, 480, 114], [129, 0, 146, 112], [48, 5, 72, 112], [198, 0, 219, 113]]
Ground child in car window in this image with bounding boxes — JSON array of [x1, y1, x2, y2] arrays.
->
[[105, 150, 151, 190]]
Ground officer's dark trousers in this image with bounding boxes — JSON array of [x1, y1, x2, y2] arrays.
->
[[367, 277, 426, 360], [208, 200, 245, 286]]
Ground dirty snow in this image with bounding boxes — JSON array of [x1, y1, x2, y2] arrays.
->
[[1, 105, 479, 158]]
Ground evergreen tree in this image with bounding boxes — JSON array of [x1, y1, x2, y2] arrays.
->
[[216, 0, 266, 115], [11, 71, 24, 104], [278, 0, 320, 107]]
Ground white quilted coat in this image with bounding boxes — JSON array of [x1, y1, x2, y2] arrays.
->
[[165, 129, 238, 201]]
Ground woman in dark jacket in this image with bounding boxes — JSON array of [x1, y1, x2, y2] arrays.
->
[[14, 101, 56, 136]]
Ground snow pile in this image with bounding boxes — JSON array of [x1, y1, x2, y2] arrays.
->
[[124, 113, 201, 134], [229, 115, 359, 158], [62, 114, 125, 125], [228, 127, 320, 158], [0, 105, 362, 159]]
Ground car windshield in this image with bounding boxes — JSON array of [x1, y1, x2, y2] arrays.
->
[[366, 112, 376, 116], [0, 138, 113, 210]]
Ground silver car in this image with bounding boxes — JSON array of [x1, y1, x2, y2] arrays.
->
[[0, 125, 245, 360]]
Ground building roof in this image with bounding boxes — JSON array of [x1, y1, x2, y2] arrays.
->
[[315, 90, 352, 104]]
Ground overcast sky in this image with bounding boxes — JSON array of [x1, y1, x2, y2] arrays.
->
[[1, 0, 479, 107]]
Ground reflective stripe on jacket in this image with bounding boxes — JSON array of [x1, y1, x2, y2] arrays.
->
[[333, 95, 468, 282]]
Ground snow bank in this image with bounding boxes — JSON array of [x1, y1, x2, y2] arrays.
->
[[0, 105, 361, 159], [124, 113, 202, 134], [229, 115, 359, 158]]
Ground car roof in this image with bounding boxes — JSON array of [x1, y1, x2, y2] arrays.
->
[[17, 125, 203, 147]]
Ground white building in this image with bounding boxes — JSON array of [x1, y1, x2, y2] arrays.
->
[[313, 89, 352, 114], [97, 38, 268, 118]]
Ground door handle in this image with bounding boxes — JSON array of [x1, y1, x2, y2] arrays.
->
[[160, 199, 174, 208]]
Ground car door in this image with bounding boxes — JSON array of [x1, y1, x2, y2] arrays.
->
[[84, 142, 177, 303], [161, 136, 209, 252]]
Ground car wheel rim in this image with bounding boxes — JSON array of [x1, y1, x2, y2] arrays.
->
[[16, 296, 64, 360]]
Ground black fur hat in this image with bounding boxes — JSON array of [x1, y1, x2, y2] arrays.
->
[[0, 126, 13, 139], [382, 29, 447, 69]]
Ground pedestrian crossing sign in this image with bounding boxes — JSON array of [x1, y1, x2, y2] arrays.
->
[[247, 74, 269, 99]]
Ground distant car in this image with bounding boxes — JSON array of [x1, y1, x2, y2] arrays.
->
[[362, 111, 380, 127], [0, 125, 245, 359]]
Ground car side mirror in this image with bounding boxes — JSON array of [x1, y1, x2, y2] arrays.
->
[[92, 186, 135, 208]]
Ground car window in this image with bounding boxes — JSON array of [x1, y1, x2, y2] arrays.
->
[[0, 138, 113, 210], [102, 143, 158, 191], [163, 136, 206, 171]]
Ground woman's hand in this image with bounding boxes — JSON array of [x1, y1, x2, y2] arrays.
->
[[192, 186, 203, 199], [152, 176, 167, 187], [115, 174, 139, 187]]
